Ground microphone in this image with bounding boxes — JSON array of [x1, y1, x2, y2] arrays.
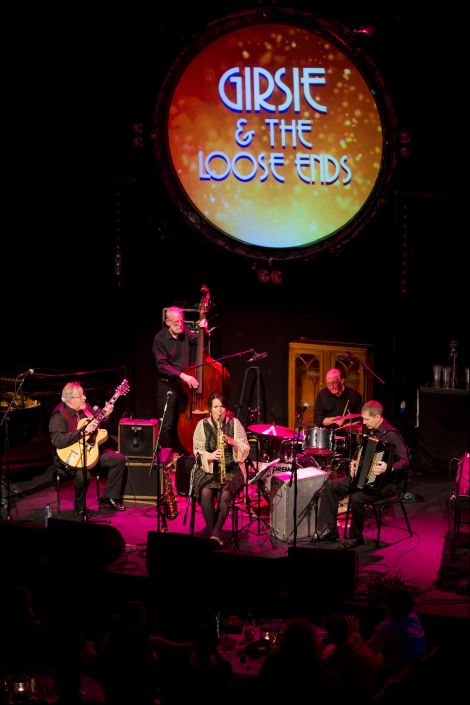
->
[[17, 368, 35, 379], [338, 352, 357, 364], [297, 402, 310, 419], [247, 351, 268, 363], [166, 390, 174, 398]]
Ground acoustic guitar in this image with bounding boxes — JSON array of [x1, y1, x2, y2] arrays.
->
[[57, 379, 130, 469]]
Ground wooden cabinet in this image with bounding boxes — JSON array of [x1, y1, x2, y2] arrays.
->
[[288, 341, 373, 429]]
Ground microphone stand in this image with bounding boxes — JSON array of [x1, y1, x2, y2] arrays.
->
[[149, 393, 171, 533], [345, 353, 385, 386], [289, 411, 305, 549], [0, 375, 29, 521], [78, 410, 110, 524]]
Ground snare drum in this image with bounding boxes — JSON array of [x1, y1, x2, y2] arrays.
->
[[304, 427, 334, 455]]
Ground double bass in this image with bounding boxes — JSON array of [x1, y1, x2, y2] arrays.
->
[[177, 284, 230, 454]]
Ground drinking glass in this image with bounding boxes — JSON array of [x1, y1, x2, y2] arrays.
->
[[441, 367, 451, 388], [432, 365, 442, 387]]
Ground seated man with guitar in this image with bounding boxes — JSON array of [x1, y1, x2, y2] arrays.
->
[[316, 400, 409, 548], [49, 381, 129, 514]]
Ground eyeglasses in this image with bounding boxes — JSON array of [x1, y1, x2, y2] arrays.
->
[[69, 395, 85, 399]]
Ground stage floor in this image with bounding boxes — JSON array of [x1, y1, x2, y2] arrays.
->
[[2, 463, 469, 627]]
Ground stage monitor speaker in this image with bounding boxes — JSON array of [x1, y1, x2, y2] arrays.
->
[[118, 418, 159, 460], [288, 545, 358, 608], [270, 467, 328, 542], [46, 518, 125, 567], [146, 531, 216, 584], [0, 521, 48, 564]]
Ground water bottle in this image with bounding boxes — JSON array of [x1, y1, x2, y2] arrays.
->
[[44, 502, 52, 527], [243, 614, 256, 644]]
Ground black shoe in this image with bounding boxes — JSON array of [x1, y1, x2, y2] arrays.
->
[[339, 536, 364, 549], [99, 497, 125, 511], [317, 528, 340, 542]]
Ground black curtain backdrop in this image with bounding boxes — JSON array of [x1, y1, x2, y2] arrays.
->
[[4, 3, 465, 458]]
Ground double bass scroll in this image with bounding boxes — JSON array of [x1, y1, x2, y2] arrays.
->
[[176, 285, 230, 454]]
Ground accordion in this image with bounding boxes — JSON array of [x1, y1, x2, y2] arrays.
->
[[351, 435, 391, 490]]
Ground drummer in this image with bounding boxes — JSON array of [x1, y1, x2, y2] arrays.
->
[[313, 369, 363, 429]]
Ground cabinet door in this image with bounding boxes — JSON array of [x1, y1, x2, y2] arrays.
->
[[289, 348, 327, 429], [288, 342, 372, 429]]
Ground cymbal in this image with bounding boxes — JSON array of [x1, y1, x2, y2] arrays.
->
[[341, 413, 362, 422], [248, 423, 295, 438], [341, 422, 363, 433]]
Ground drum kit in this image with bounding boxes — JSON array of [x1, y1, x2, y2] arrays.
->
[[247, 414, 363, 482]]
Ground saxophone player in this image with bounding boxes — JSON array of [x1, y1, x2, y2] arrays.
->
[[192, 392, 250, 546]]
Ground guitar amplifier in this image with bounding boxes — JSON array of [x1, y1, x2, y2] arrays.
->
[[118, 418, 159, 460], [270, 467, 328, 542]]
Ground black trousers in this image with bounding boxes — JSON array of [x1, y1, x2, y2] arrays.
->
[[156, 379, 186, 451], [318, 476, 397, 539], [55, 448, 127, 507]]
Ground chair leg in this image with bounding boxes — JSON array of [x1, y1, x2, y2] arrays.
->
[[190, 496, 196, 536], [95, 472, 101, 514], [374, 506, 385, 547], [343, 498, 351, 538], [56, 473, 61, 515], [399, 500, 413, 537]]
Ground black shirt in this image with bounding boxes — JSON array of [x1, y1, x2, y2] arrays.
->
[[152, 326, 198, 381], [313, 386, 363, 426]]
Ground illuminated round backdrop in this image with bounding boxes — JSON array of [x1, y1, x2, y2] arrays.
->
[[155, 14, 397, 259]]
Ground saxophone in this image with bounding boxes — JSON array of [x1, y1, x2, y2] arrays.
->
[[162, 464, 179, 520], [217, 421, 226, 483]]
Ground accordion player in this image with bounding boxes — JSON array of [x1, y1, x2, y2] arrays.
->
[[351, 434, 392, 490]]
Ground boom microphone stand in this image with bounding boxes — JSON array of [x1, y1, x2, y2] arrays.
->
[[78, 410, 110, 524]]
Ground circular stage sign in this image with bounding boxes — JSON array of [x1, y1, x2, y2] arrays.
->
[[155, 14, 396, 259]]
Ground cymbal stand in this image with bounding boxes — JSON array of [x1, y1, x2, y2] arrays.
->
[[289, 410, 305, 549], [308, 470, 331, 543], [0, 375, 28, 521], [232, 453, 275, 551], [233, 474, 275, 550]]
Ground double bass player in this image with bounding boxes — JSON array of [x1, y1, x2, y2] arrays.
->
[[152, 306, 208, 454]]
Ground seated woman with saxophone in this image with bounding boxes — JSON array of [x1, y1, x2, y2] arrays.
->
[[192, 391, 250, 546]]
